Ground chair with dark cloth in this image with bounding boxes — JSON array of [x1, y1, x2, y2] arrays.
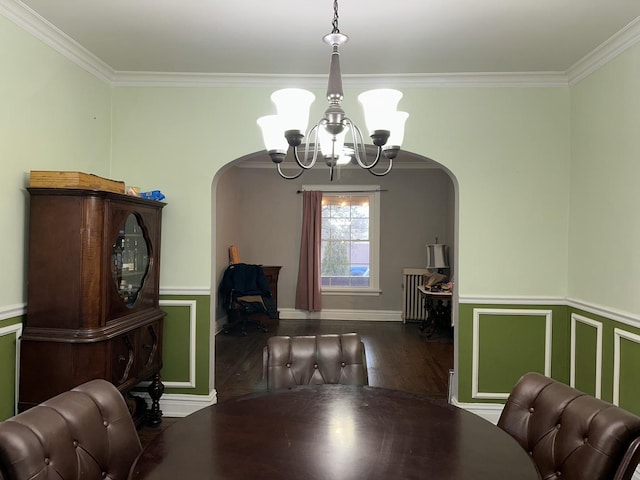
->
[[263, 333, 368, 390], [219, 262, 277, 335], [498, 372, 640, 480], [0, 379, 141, 480]]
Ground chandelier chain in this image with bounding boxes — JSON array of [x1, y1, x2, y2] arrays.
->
[[331, 0, 340, 33]]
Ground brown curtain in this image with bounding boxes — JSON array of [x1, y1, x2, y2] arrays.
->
[[295, 190, 322, 312]]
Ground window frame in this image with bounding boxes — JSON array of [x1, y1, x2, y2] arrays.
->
[[304, 184, 381, 296]]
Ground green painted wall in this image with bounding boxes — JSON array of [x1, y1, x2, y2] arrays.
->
[[573, 320, 599, 395], [110, 85, 571, 300], [159, 295, 211, 395], [0, 14, 112, 309], [458, 304, 569, 403], [568, 43, 640, 314], [0, 318, 23, 420]]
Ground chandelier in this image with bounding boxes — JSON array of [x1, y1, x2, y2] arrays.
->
[[257, 0, 409, 181]]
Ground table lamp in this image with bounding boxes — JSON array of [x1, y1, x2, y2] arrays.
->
[[426, 243, 449, 274]]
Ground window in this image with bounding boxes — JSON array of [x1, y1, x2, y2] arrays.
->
[[308, 185, 380, 295]]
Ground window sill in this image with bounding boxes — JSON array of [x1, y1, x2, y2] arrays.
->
[[321, 288, 382, 297]]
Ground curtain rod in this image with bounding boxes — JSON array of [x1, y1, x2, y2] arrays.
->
[[297, 189, 388, 194]]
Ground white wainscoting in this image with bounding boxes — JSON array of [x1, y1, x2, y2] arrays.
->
[[471, 307, 552, 400], [0, 322, 23, 413], [570, 313, 602, 398]]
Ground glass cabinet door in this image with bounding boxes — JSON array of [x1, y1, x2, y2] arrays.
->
[[112, 214, 150, 306]]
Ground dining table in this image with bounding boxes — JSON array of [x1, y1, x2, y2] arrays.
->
[[129, 385, 540, 480]]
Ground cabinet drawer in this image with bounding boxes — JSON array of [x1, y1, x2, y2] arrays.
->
[[110, 332, 137, 387], [138, 321, 163, 378]]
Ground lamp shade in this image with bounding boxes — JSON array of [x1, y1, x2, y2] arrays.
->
[[358, 88, 403, 133], [257, 115, 288, 153], [426, 244, 449, 269], [383, 111, 409, 148], [271, 88, 315, 133]]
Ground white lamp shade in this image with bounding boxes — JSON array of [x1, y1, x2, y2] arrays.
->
[[336, 154, 352, 165], [271, 88, 315, 133], [319, 125, 349, 158], [426, 244, 449, 269], [383, 111, 409, 148], [358, 89, 403, 133], [257, 115, 288, 153]]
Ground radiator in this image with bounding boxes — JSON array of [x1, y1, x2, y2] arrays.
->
[[402, 268, 428, 323]]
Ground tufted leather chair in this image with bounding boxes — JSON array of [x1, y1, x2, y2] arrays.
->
[[0, 379, 142, 480], [498, 372, 640, 480], [263, 333, 368, 390]]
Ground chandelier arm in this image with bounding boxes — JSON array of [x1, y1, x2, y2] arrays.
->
[[276, 163, 305, 180], [292, 146, 315, 170], [346, 119, 382, 169], [367, 158, 394, 177], [293, 124, 321, 169]]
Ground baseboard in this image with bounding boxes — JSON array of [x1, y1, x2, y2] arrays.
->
[[278, 308, 402, 322], [134, 389, 217, 418], [451, 397, 505, 425]]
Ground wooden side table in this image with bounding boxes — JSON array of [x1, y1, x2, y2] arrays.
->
[[417, 286, 452, 337]]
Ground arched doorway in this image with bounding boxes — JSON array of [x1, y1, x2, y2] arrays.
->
[[210, 149, 459, 398]]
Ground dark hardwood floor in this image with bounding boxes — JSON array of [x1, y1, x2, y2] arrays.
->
[[138, 319, 453, 446], [215, 319, 453, 403]]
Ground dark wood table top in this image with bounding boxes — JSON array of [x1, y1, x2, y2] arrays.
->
[[130, 385, 540, 480]]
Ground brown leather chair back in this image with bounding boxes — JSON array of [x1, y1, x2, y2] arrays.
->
[[498, 372, 640, 480], [0, 379, 142, 480], [263, 333, 368, 390]]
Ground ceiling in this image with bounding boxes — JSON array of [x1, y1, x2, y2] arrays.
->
[[11, 0, 640, 77]]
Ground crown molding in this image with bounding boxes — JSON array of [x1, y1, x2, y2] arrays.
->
[[566, 16, 640, 86], [0, 0, 114, 82], [110, 71, 569, 88], [1, 0, 639, 88]]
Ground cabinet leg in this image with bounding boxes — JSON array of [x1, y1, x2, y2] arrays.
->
[[147, 372, 164, 427]]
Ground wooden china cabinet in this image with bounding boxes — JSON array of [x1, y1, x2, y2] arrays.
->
[[19, 188, 166, 426]]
